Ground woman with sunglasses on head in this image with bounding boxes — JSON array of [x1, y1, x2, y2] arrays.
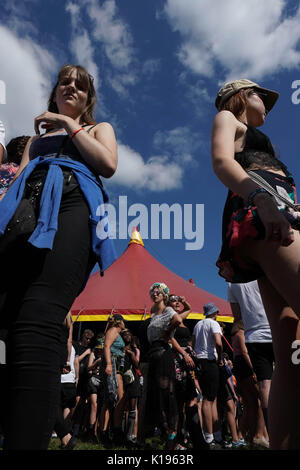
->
[[211, 79, 300, 449], [146, 282, 182, 450], [0, 64, 117, 450]]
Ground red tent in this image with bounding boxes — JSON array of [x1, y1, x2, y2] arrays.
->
[[71, 228, 233, 323]]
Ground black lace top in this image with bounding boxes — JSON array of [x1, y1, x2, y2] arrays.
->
[[234, 125, 288, 174]]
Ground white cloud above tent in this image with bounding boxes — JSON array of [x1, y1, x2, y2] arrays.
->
[[164, 0, 300, 80]]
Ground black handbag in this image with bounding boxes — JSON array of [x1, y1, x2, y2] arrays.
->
[[0, 134, 70, 255], [0, 127, 100, 254], [0, 168, 47, 255]]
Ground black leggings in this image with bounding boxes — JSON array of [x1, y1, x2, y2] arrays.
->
[[0, 187, 96, 449]]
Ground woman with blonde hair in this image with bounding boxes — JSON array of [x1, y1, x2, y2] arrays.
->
[[0, 64, 117, 449], [145, 282, 182, 450], [211, 78, 300, 449]]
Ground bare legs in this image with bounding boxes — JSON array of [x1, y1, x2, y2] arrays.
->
[[243, 232, 300, 449]]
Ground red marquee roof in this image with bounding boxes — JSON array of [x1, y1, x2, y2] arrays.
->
[[71, 229, 233, 323]]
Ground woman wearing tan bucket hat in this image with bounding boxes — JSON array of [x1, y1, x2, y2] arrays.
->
[[211, 78, 300, 450]]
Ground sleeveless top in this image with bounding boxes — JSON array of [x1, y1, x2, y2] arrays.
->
[[110, 334, 125, 357], [29, 125, 96, 162], [234, 125, 288, 174], [174, 325, 192, 347]]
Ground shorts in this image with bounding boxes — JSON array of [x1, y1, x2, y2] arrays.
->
[[233, 355, 254, 381], [218, 382, 233, 403], [246, 342, 274, 381], [61, 382, 77, 410], [198, 359, 219, 402], [87, 375, 102, 395], [217, 169, 297, 283]]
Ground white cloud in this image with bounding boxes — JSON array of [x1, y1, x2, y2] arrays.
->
[[153, 126, 201, 167], [86, 0, 135, 70], [82, 0, 138, 96], [164, 0, 300, 80], [110, 143, 183, 191], [66, 0, 160, 96], [0, 25, 57, 141], [66, 1, 100, 89]]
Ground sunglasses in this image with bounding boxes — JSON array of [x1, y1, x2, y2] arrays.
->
[[150, 290, 163, 298], [169, 296, 181, 302]]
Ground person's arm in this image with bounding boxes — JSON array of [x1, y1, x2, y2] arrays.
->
[[229, 302, 242, 322], [88, 352, 104, 372], [135, 347, 140, 364], [211, 110, 293, 246], [170, 336, 195, 368], [178, 297, 191, 321], [74, 356, 79, 386], [104, 327, 119, 376], [65, 312, 73, 363], [214, 332, 223, 365], [34, 112, 118, 177], [77, 348, 91, 363], [87, 351, 95, 375], [125, 346, 139, 369], [163, 312, 182, 341], [235, 330, 255, 373]]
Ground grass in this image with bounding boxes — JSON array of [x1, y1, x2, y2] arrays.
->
[[48, 434, 267, 451], [48, 435, 165, 451]]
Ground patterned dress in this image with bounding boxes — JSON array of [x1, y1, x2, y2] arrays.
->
[[217, 125, 297, 283]]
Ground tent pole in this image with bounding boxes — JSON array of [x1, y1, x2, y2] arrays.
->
[[78, 320, 82, 341]]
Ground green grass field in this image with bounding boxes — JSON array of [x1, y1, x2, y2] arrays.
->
[[48, 435, 267, 451]]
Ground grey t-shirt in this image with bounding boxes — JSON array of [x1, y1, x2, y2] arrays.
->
[[147, 307, 176, 344], [227, 281, 272, 343]]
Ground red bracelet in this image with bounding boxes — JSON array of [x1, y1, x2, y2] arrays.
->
[[70, 127, 84, 139]]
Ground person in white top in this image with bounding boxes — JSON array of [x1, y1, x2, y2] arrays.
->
[[192, 302, 223, 447], [0, 120, 7, 164], [228, 281, 274, 437]]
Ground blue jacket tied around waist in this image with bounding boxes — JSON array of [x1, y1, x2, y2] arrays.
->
[[0, 156, 116, 290]]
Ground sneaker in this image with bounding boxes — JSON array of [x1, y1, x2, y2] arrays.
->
[[253, 437, 269, 448], [232, 440, 241, 448], [126, 435, 137, 447], [174, 443, 187, 450], [231, 439, 248, 448], [223, 440, 233, 449], [207, 439, 222, 450], [237, 438, 247, 447]]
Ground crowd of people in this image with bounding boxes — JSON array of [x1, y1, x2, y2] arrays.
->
[[0, 65, 299, 451], [25, 281, 270, 451]]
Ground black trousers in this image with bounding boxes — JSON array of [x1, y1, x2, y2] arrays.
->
[[0, 187, 96, 449]]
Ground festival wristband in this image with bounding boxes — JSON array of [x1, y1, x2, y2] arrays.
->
[[70, 127, 84, 139]]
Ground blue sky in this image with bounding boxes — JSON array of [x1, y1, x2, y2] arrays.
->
[[1, 0, 300, 300]]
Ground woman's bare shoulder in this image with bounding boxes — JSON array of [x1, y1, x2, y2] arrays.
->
[[213, 110, 240, 126], [89, 122, 115, 133]]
